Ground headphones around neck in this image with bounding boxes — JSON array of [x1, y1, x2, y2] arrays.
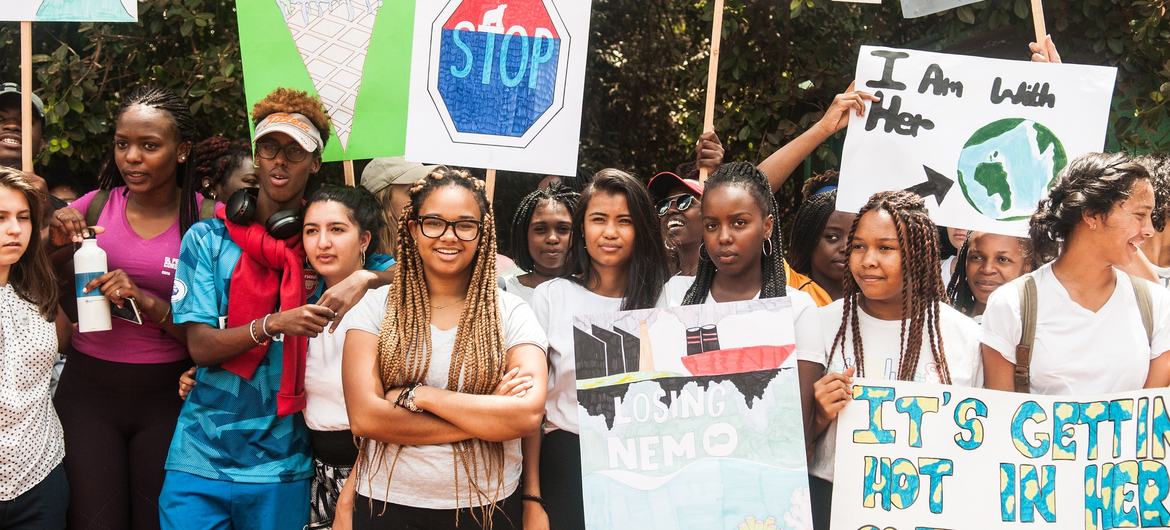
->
[[225, 187, 303, 240]]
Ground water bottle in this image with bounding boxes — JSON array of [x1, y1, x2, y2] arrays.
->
[[75, 231, 111, 332]]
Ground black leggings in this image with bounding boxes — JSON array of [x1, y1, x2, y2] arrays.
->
[[540, 430, 585, 530], [53, 349, 190, 530], [352, 491, 521, 530]]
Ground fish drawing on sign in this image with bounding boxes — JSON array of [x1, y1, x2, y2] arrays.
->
[[276, 0, 384, 151]]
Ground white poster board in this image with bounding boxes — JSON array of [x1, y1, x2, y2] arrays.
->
[[2, 0, 137, 22], [832, 379, 1170, 530], [405, 0, 592, 176], [838, 46, 1116, 236]]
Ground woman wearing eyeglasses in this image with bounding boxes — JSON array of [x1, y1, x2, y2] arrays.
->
[[343, 167, 548, 530]]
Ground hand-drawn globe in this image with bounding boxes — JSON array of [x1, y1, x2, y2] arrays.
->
[[956, 118, 1067, 221]]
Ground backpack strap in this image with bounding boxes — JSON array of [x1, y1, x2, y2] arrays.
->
[[1128, 273, 1154, 346], [1013, 274, 1038, 394], [84, 189, 111, 227], [199, 198, 218, 220]]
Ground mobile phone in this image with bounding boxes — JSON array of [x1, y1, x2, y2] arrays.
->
[[111, 297, 143, 325]]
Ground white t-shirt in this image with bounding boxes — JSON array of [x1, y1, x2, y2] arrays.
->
[[808, 298, 983, 482], [347, 286, 548, 508], [500, 274, 536, 305], [532, 278, 657, 434], [980, 263, 1170, 395], [0, 285, 62, 500], [940, 255, 957, 288], [1154, 264, 1170, 290], [657, 275, 826, 364], [304, 311, 357, 432]]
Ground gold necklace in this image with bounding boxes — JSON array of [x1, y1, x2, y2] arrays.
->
[[431, 297, 466, 311]]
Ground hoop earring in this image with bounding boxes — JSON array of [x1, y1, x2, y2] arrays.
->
[[699, 243, 711, 262], [763, 239, 774, 256]]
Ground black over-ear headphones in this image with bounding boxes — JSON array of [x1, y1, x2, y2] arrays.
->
[[225, 187, 303, 240]]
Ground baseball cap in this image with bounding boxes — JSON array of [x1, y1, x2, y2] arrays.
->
[[254, 112, 323, 152], [647, 171, 704, 202], [360, 157, 440, 194], [0, 82, 46, 122]]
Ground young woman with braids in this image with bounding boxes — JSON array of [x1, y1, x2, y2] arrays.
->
[[945, 232, 1033, 320], [804, 191, 983, 530], [341, 167, 547, 530], [788, 171, 854, 302], [47, 85, 199, 530], [982, 153, 1170, 394], [185, 135, 257, 214], [525, 169, 668, 530], [501, 183, 578, 303]]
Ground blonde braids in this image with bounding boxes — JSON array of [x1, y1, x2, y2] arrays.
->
[[355, 168, 509, 527]]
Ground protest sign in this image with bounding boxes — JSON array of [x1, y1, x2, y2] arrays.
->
[[2, 0, 137, 22], [405, 0, 592, 176], [236, 0, 414, 163], [838, 46, 1116, 236], [899, 0, 982, 18], [832, 379, 1170, 530], [574, 299, 813, 530]]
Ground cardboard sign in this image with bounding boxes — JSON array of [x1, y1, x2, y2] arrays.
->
[[900, 0, 982, 17], [832, 379, 1170, 530], [3, 0, 137, 22], [236, 0, 414, 162], [838, 46, 1116, 236], [405, 0, 592, 175], [574, 299, 813, 530]]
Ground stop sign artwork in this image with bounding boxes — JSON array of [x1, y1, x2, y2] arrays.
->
[[406, 0, 592, 175]]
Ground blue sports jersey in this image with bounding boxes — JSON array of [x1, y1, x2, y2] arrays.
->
[[165, 219, 312, 483]]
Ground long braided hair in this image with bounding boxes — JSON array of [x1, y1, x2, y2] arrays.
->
[[788, 171, 840, 276], [830, 191, 952, 384], [682, 161, 787, 304], [509, 184, 579, 273], [98, 86, 199, 234], [356, 167, 507, 524], [185, 136, 252, 201]]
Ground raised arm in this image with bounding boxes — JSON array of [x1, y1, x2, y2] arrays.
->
[[758, 84, 878, 193], [342, 328, 474, 445]]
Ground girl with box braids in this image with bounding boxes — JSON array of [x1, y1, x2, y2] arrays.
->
[[829, 190, 952, 384], [347, 167, 547, 530], [506, 184, 579, 298], [681, 161, 787, 304]]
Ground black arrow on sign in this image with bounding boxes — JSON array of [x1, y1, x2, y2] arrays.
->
[[904, 165, 954, 205]]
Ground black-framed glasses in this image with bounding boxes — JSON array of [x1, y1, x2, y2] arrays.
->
[[417, 215, 483, 241], [657, 193, 697, 216], [255, 141, 311, 163]]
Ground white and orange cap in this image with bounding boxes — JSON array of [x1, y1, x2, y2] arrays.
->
[[254, 112, 324, 152]]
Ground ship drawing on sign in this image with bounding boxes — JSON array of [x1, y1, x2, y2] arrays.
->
[[276, 0, 384, 150]]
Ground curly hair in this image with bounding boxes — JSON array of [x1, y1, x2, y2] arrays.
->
[[251, 88, 332, 148], [186, 136, 251, 199], [830, 190, 952, 384], [509, 184, 579, 273], [682, 161, 787, 304], [1029, 152, 1151, 263], [788, 171, 840, 276]]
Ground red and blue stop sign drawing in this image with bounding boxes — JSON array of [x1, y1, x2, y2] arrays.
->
[[428, 0, 570, 147]]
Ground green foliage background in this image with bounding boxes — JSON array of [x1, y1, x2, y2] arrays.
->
[[1, 0, 1167, 247]]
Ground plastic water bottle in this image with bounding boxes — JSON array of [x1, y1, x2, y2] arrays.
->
[[75, 231, 111, 332]]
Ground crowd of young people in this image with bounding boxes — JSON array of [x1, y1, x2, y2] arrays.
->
[[0, 35, 1167, 530]]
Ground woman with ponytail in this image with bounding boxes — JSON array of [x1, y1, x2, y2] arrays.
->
[[982, 153, 1170, 394], [49, 85, 198, 530], [804, 191, 983, 530], [342, 167, 547, 529]]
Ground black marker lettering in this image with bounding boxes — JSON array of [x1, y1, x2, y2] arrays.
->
[[990, 78, 1056, 108], [865, 91, 935, 137], [866, 50, 910, 91], [918, 64, 963, 97]]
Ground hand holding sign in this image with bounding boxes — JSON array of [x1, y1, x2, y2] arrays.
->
[[816, 83, 879, 136]]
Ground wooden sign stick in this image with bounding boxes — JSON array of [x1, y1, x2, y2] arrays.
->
[[485, 168, 497, 201], [20, 21, 33, 173], [698, 0, 726, 183], [342, 159, 355, 187], [1030, 0, 1047, 45]]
